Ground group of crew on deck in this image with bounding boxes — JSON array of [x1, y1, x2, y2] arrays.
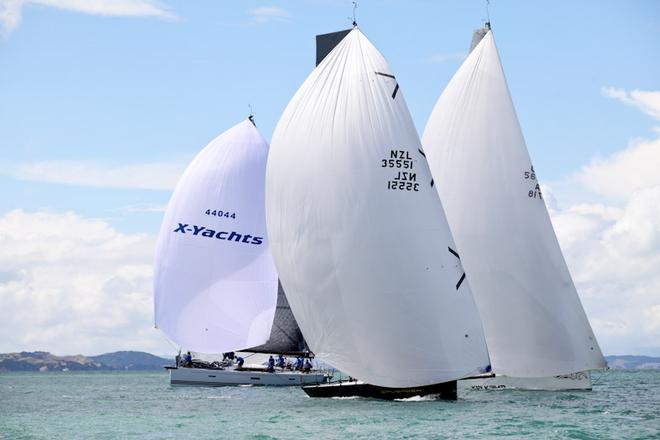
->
[[265, 354, 313, 373], [223, 352, 313, 373], [176, 351, 314, 373]]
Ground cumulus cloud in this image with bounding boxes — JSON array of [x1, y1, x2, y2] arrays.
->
[[550, 188, 660, 355], [574, 88, 660, 200], [0, 209, 171, 355], [247, 6, 291, 24], [571, 137, 660, 200], [116, 203, 167, 214], [546, 87, 660, 356], [2, 159, 186, 190], [602, 87, 660, 121], [0, 0, 176, 35]]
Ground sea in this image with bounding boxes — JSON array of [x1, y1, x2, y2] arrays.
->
[[1, 369, 658, 439]]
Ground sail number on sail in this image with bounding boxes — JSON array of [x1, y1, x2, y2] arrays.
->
[[382, 149, 419, 192], [204, 209, 236, 219], [524, 165, 543, 200]]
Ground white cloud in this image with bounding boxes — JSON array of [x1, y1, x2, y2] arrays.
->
[[0, 209, 172, 355], [116, 203, 167, 214], [247, 6, 291, 24], [2, 159, 186, 190], [602, 87, 660, 121], [571, 136, 660, 201], [550, 187, 660, 355], [423, 52, 466, 64], [546, 88, 660, 356], [0, 0, 176, 35]]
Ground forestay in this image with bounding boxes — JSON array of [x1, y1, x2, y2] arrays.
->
[[266, 28, 490, 388], [421, 30, 606, 377], [154, 119, 278, 354]]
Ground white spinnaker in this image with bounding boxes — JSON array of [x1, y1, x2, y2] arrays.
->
[[422, 31, 606, 377], [266, 28, 490, 388], [154, 119, 278, 354]]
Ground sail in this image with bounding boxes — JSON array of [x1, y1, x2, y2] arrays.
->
[[154, 119, 278, 354], [316, 28, 351, 66], [421, 29, 607, 377], [265, 27, 490, 388], [243, 281, 310, 355], [468, 24, 489, 52]]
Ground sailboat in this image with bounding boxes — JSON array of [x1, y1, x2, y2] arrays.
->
[[421, 23, 607, 391], [265, 25, 492, 400], [154, 118, 330, 386]]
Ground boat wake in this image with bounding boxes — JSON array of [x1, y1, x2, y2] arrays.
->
[[394, 394, 440, 402]]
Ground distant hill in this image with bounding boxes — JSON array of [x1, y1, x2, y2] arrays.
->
[[88, 351, 170, 370], [0, 351, 170, 372], [605, 355, 660, 369]]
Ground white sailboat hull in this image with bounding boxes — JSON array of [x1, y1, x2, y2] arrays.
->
[[168, 367, 331, 387], [460, 370, 592, 391]]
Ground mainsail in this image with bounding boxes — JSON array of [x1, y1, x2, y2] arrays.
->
[[243, 281, 310, 355], [421, 28, 607, 378], [154, 119, 278, 354], [265, 27, 490, 388]]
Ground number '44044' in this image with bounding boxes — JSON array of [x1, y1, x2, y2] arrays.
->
[[205, 209, 236, 219]]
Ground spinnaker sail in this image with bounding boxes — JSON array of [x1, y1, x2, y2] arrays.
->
[[266, 27, 490, 388], [421, 28, 606, 378], [154, 119, 278, 354]]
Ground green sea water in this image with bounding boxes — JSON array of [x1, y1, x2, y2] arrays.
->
[[1, 369, 658, 439]]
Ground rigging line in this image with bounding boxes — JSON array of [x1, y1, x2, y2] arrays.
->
[[160, 333, 181, 353], [591, 368, 609, 387]]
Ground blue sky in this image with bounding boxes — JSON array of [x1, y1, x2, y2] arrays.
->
[[0, 0, 659, 356]]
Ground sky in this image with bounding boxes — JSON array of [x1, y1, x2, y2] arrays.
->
[[0, 0, 659, 357]]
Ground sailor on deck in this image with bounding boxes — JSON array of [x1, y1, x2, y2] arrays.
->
[[266, 356, 275, 372], [303, 359, 312, 373], [235, 356, 245, 369], [276, 354, 285, 368]]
